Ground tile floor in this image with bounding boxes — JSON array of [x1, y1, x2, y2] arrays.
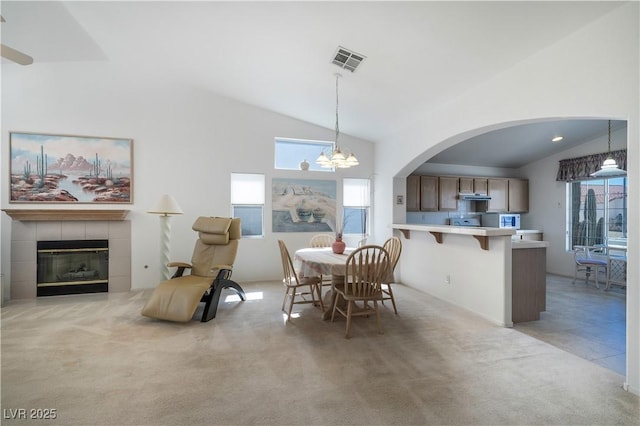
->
[[514, 274, 626, 375]]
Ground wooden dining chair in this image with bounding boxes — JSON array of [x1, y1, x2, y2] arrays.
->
[[381, 236, 402, 314], [308, 234, 333, 248], [331, 245, 390, 338], [308, 234, 334, 287], [278, 240, 324, 321]]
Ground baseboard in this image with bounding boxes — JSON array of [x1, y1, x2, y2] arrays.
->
[[623, 381, 640, 396]]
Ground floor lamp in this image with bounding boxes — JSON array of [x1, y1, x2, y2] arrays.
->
[[148, 194, 184, 281]]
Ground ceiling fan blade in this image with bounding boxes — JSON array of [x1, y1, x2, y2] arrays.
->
[[1, 43, 34, 65]]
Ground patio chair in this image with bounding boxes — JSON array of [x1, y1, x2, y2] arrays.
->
[[572, 245, 608, 289]]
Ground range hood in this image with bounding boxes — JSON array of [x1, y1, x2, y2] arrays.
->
[[458, 193, 492, 201]]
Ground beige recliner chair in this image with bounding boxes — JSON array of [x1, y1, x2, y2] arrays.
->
[[141, 217, 246, 322]]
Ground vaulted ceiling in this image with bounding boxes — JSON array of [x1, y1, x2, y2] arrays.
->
[[1, 1, 626, 167]]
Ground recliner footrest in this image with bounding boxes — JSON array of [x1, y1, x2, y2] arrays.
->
[[141, 275, 213, 322]]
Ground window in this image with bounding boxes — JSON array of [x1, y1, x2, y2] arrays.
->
[[274, 138, 333, 171], [567, 176, 627, 249], [231, 173, 265, 238], [343, 178, 370, 236]]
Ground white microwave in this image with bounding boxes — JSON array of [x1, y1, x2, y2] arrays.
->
[[483, 213, 521, 229]]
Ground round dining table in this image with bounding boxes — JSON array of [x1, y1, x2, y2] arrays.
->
[[294, 247, 354, 280], [294, 247, 354, 319], [294, 246, 395, 320]]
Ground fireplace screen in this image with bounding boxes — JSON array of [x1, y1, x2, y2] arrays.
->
[[37, 240, 109, 296]]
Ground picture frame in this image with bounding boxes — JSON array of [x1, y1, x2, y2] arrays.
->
[[272, 178, 336, 233], [9, 132, 133, 204]]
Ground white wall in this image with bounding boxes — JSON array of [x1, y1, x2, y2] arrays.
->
[[522, 126, 628, 278], [375, 4, 639, 394], [0, 62, 375, 300]]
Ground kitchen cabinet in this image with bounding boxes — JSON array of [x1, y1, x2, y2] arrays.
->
[[474, 178, 488, 195], [407, 174, 527, 213], [512, 246, 546, 323], [459, 177, 473, 194], [487, 178, 529, 213], [420, 176, 438, 211], [406, 175, 421, 212], [487, 178, 508, 211], [459, 177, 488, 195], [438, 177, 459, 211], [508, 179, 529, 212]]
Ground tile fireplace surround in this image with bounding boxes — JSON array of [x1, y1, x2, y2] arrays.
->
[[5, 210, 131, 299]]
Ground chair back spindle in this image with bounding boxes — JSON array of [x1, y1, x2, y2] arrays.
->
[[309, 234, 333, 248]]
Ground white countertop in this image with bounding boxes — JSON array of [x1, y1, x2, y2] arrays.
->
[[392, 223, 516, 237], [511, 240, 549, 249]]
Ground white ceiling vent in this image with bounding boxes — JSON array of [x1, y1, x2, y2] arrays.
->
[[332, 46, 366, 72]]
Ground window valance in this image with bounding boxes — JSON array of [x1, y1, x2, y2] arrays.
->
[[556, 149, 626, 182]]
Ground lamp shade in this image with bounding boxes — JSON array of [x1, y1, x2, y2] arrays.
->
[[590, 120, 627, 178], [148, 194, 184, 215], [590, 159, 626, 177]]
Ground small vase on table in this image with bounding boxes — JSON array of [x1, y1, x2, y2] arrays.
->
[[332, 236, 346, 254]]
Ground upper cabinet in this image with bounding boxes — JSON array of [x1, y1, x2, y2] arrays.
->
[[406, 175, 438, 211], [487, 178, 508, 212], [459, 177, 473, 194], [474, 178, 488, 195], [508, 179, 529, 212], [420, 176, 439, 211], [438, 176, 459, 211], [406, 175, 421, 212], [487, 178, 529, 212], [407, 175, 528, 213], [460, 177, 488, 195]]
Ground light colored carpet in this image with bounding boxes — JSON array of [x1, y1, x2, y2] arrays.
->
[[1, 280, 638, 425]]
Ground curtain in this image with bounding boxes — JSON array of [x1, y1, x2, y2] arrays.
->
[[556, 149, 626, 181]]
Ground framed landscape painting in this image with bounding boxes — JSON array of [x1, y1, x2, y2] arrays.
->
[[272, 178, 336, 233], [9, 132, 133, 203]]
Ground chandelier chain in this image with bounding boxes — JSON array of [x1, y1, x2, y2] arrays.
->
[[335, 74, 340, 146], [314, 72, 358, 169]]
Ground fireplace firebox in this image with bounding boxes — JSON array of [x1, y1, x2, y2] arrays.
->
[[37, 240, 109, 296]]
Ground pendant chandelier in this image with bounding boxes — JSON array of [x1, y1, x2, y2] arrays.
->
[[590, 120, 626, 178], [316, 73, 359, 169]]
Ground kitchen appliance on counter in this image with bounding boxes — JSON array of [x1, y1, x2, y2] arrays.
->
[[483, 213, 521, 229]]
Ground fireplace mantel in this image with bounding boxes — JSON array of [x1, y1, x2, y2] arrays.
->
[[2, 209, 130, 222]]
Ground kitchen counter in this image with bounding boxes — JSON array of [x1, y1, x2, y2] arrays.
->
[[392, 223, 515, 250], [391, 223, 548, 327], [513, 229, 544, 241], [512, 240, 549, 249], [393, 223, 515, 237], [392, 222, 515, 326]]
